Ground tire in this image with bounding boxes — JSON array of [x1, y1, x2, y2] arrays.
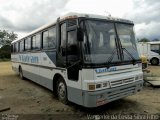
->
[[151, 58, 159, 65], [19, 67, 24, 80], [57, 78, 68, 104]]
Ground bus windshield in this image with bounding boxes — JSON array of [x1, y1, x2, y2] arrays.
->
[[81, 20, 140, 64], [116, 23, 140, 61]]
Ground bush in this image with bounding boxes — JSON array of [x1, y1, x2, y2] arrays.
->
[[0, 45, 11, 59]]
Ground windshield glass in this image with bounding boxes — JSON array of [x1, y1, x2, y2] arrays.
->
[[80, 20, 140, 64], [116, 23, 140, 61], [81, 20, 121, 64]]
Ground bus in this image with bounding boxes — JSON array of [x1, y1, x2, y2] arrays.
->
[[138, 41, 160, 65], [11, 12, 143, 107]]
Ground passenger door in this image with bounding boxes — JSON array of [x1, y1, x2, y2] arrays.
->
[[59, 21, 80, 81], [59, 20, 83, 105], [58, 22, 67, 67], [66, 28, 80, 81]]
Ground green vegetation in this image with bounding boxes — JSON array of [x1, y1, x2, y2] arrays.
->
[[0, 30, 18, 61], [138, 38, 160, 42], [138, 38, 150, 42]]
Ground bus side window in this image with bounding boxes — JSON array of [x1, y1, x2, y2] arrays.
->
[[13, 43, 16, 53], [60, 23, 67, 56], [67, 30, 78, 56], [36, 34, 41, 49], [42, 28, 56, 49], [20, 40, 24, 52], [24, 39, 26, 51], [43, 31, 49, 49], [11, 44, 14, 53], [25, 37, 31, 51], [18, 42, 20, 52], [48, 27, 56, 48], [32, 36, 36, 49], [15, 42, 18, 53], [32, 34, 41, 50]]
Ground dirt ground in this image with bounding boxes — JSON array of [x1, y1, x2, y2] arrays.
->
[[0, 62, 160, 120]]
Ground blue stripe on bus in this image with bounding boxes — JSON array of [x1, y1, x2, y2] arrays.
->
[[45, 51, 57, 65]]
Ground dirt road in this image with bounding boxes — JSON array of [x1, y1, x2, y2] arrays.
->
[[0, 62, 160, 119]]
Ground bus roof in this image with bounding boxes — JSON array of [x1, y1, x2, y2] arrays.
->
[[147, 41, 160, 44], [12, 12, 134, 44], [139, 41, 160, 44]]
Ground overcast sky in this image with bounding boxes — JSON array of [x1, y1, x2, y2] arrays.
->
[[0, 0, 160, 40]]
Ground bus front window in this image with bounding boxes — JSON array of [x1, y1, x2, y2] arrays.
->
[[81, 20, 140, 65], [116, 23, 140, 61], [81, 20, 120, 64]]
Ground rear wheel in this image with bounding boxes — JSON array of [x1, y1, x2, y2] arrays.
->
[[19, 67, 24, 80], [57, 78, 68, 104], [151, 58, 159, 65]]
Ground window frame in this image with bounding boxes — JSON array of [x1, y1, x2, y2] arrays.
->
[[42, 30, 49, 50], [24, 37, 31, 51], [48, 26, 56, 49], [13, 43, 16, 53], [42, 26, 57, 50], [31, 33, 41, 50], [19, 40, 24, 52], [67, 29, 79, 56], [151, 44, 160, 51], [60, 22, 67, 49], [15, 42, 19, 53], [11, 44, 14, 53]]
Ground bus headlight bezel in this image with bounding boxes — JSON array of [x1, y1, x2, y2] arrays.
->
[[88, 82, 110, 91], [135, 75, 143, 81]]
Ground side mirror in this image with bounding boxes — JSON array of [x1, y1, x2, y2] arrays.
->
[[77, 28, 83, 41]]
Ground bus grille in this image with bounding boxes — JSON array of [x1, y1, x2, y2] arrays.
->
[[107, 86, 136, 102], [110, 77, 134, 87]]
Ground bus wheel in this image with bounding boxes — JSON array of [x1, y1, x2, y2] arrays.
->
[[19, 67, 24, 80], [151, 58, 159, 65], [57, 78, 68, 104]]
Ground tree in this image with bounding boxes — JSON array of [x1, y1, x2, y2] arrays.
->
[[138, 38, 150, 42], [0, 30, 18, 47], [0, 30, 18, 60], [152, 38, 160, 41], [0, 45, 11, 59]]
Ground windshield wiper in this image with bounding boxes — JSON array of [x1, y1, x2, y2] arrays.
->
[[105, 37, 121, 68], [117, 36, 137, 65], [105, 49, 117, 68], [122, 47, 137, 65], [105, 47, 137, 68]]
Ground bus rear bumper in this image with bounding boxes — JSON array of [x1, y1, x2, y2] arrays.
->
[[82, 80, 143, 108]]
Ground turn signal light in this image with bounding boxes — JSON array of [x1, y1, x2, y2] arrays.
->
[[88, 84, 95, 90]]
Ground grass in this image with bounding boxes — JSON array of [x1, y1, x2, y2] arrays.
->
[[0, 58, 11, 62]]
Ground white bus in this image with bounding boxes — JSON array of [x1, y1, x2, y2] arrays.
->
[[138, 41, 160, 65], [11, 13, 143, 108]]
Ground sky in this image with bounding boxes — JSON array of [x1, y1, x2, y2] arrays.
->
[[0, 0, 160, 40]]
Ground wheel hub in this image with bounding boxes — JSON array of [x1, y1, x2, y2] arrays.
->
[[58, 82, 66, 99]]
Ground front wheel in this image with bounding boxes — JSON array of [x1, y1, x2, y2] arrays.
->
[[19, 67, 24, 80], [57, 78, 68, 104], [151, 58, 159, 65]]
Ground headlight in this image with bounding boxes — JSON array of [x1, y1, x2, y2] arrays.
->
[[135, 75, 143, 80], [103, 82, 108, 87], [88, 82, 109, 91], [88, 84, 95, 91], [96, 84, 101, 89]]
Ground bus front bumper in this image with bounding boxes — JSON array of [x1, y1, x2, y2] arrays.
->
[[83, 80, 143, 108]]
